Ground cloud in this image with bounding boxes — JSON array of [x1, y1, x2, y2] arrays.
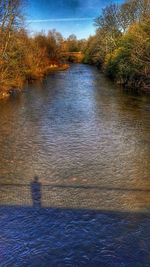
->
[[27, 17, 94, 23]]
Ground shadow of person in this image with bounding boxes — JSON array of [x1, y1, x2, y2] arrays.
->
[[31, 176, 42, 208]]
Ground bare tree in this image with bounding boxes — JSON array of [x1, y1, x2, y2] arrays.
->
[[0, 0, 24, 58]]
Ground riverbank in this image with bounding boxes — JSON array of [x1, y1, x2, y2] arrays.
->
[[25, 63, 70, 81], [0, 63, 70, 100], [82, 6, 150, 95], [62, 52, 84, 63], [83, 61, 150, 95]]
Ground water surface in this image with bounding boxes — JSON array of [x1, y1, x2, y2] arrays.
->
[[0, 64, 150, 266]]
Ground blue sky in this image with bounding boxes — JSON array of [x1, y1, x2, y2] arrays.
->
[[26, 0, 124, 39]]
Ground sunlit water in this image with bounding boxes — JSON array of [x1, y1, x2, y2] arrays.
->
[[0, 64, 150, 266]]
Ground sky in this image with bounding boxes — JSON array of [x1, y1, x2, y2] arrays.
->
[[26, 0, 124, 39]]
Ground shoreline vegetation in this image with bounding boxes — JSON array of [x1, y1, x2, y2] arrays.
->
[[0, 0, 150, 100], [0, 62, 70, 100], [83, 0, 150, 94], [0, 63, 70, 100]]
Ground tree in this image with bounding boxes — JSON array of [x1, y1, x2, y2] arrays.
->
[[0, 0, 24, 58], [84, 0, 150, 91], [66, 34, 79, 52], [0, 0, 24, 93]]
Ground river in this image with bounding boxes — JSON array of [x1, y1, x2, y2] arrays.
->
[[0, 64, 150, 266]]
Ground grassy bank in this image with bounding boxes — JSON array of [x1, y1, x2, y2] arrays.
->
[[0, 62, 70, 100]]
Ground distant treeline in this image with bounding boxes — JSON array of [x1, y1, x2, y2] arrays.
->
[[0, 0, 150, 98], [83, 0, 150, 92]]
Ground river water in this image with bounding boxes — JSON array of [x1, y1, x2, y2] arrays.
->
[[0, 64, 150, 266]]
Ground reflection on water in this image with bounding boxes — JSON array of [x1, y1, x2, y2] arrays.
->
[[0, 64, 150, 266]]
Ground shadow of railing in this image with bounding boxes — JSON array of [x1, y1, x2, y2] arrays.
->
[[0, 177, 150, 266], [1, 182, 150, 192], [0, 176, 150, 212]]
